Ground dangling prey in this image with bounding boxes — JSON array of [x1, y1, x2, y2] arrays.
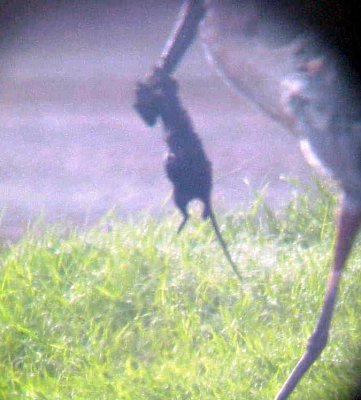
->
[[135, 70, 241, 280]]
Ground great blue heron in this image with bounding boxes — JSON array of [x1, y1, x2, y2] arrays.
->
[[201, 1, 361, 398]]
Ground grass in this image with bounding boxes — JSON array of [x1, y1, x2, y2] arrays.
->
[[0, 184, 361, 399]]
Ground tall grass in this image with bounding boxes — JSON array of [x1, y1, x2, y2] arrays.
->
[[0, 184, 360, 399]]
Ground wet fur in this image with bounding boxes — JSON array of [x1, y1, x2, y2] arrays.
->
[[135, 70, 241, 280]]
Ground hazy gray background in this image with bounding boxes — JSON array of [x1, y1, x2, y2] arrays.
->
[[0, 1, 310, 240]]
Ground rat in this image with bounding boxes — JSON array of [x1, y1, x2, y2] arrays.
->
[[135, 69, 241, 281]]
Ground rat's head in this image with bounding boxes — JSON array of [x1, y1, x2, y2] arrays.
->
[[134, 79, 162, 126], [134, 69, 179, 127]]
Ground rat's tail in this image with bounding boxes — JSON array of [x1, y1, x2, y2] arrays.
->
[[209, 210, 242, 282]]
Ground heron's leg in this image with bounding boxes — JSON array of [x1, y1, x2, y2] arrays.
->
[[275, 194, 361, 400]]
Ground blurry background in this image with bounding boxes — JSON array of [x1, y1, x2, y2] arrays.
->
[[0, 0, 359, 240]]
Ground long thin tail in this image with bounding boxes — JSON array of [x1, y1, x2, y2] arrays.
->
[[209, 210, 242, 281]]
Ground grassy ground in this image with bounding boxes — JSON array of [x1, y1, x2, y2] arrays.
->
[[0, 185, 361, 400]]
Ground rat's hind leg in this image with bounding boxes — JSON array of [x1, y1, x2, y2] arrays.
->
[[177, 210, 189, 234], [202, 200, 211, 220], [174, 191, 190, 234]]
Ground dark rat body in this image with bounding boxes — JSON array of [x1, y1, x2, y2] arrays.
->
[[161, 75, 212, 232], [135, 70, 241, 280]]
